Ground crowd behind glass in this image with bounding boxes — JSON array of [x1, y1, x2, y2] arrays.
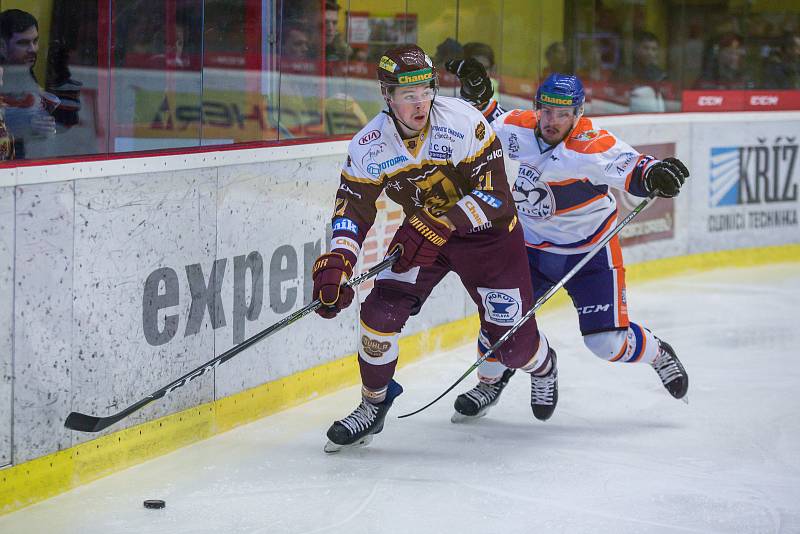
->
[[0, 0, 798, 163]]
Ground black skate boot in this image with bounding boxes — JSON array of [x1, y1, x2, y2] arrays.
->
[[324, 380, 403, 453], [530, 349, 558, 421], [651, 340, 688, 400], [451, 369, 516, 423]]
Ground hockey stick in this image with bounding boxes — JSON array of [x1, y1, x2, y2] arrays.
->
[[65, 250, 401, 433], [398, 192, 659, 418]]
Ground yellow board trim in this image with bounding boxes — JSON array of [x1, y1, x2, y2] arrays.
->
[[2, 243, 799, 516]]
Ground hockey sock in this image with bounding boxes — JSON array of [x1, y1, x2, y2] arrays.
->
[[475, 330, 506, 384], [521, 333, 551, 375], [362, 384, 388, 404], [583, 322, 660, 364]]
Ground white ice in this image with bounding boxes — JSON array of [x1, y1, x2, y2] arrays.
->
[[3, 263, 800, 534]]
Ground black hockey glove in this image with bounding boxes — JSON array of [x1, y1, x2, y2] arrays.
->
[[445, 58, 494, 109], [644, 157, 690, 198]]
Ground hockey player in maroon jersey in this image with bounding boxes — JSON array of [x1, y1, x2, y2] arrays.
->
[[446, 58, 690, 421], [313, 44, 557, 452]]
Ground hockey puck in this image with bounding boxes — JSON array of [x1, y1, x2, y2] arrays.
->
[[143, 499, 166, 509]]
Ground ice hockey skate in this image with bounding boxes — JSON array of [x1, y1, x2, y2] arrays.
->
[[324, 380, 403, 453], [651, 340, 689, 402], [530, 349, 558, 421], [451, 369, 516, 423]]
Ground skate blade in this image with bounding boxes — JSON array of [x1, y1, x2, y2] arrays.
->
[[681, 395, 689, 405], [451, 410, 488, 424], [323, 434, 374, 454]]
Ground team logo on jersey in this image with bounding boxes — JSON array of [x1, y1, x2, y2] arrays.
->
[[361, 142, 386, 164], [332, 217, 359, 234], [508, 133, 520, 157], [361, 336, 392, 358], [471, 189, 502, 208], [475, 122, 486, 141], [604, 151, 636, 177], [573, 130, 600, 142], [478, 288, 522, 326], [512, 164, 555, 219], [366, 155, 409, 177], [429, 143, 453, 160], [358, 130, 381, 145], [432, 125, 465, 140]]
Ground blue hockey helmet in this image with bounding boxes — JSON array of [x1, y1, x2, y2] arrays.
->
[[535, 73, 585, 111]]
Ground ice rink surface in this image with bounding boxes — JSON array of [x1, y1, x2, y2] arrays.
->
[[3, 262, 800, 534]]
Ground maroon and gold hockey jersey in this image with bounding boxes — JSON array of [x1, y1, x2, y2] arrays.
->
[[330, 96, 516, 260]]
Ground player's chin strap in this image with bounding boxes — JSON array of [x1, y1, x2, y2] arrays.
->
[[382, 104, 429, 138]]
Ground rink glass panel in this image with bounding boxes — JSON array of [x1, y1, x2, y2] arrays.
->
[[0, 2, 796, 158]]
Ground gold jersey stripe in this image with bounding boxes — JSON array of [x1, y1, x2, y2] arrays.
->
[[460, 131, 497, 165], [341, 169, 384, 185]]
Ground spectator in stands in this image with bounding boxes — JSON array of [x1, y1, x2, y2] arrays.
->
[[283, 25, 313, 60], [576, 38, 612, 82], [695, 32, 755, 89], [463, 42, 494, 72], [433, 37, 463, 71], [763, 32, 800, 89], [0, 9, 58, 159], [541, 41, 571, 79], [45, 39, 82, 127], [0, 61, 15, 161], [324, 0, 352, 62], [627, 32, 667, 83], [621, 31, 668, 113]]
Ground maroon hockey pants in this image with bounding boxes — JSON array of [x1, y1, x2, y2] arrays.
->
[[358, 222, 542, 390]]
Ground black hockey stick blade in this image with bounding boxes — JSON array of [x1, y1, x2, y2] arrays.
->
[[65, 250, 400, 432], [65, 397, 154, 432], [398, 193, 658, 419]]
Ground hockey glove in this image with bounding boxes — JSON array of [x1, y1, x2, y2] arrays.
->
[[445, 58, 494, 109], [312, 251, 355, 319], [644, 157, 690, 198], [389, 210, 453, 273]]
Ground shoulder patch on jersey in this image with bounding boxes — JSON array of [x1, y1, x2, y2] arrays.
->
[[475, 122, 486, 141], [503, 109, 537, 129], [358, 129, 381, 145], [565, 119, 615, 154]]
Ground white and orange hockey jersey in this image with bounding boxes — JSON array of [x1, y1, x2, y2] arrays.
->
[[490, 109, 657, 254]]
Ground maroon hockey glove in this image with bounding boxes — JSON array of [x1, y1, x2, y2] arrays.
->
[[388, 210, 452, 273], [312, 252, 355, 319], [644, 157, 689, 198]]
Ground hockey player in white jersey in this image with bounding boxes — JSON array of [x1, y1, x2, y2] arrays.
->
[[446, 59, 690, 421]]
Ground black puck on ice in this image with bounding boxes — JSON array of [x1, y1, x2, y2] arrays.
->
[[143, 499, 166, 509]]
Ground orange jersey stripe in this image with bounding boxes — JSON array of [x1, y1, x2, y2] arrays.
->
[[609, 235, 629, 327], [503, 109, 537, 129], [549, 177, 591, 187], [582, 213, 617, 247], [554, 193, 606, 215]]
